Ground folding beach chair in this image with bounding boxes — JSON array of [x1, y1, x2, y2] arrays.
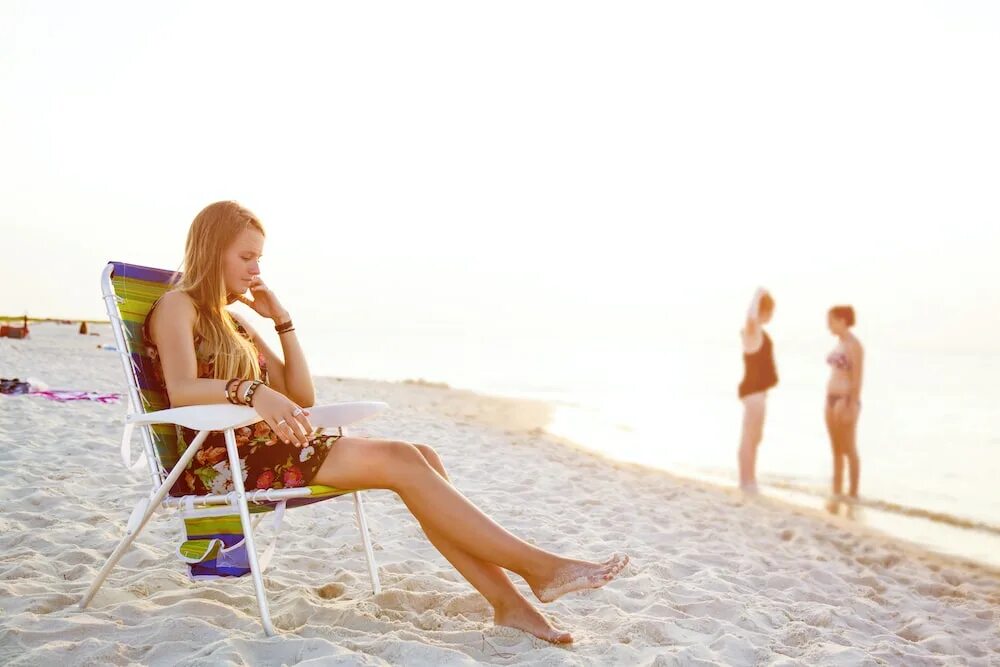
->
[[79, 262, 386, 636]]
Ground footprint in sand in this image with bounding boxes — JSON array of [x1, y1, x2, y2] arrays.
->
[[316, 582, 346, 599]]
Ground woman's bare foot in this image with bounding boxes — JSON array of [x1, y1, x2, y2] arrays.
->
[[527, 553, 629, 604], [493, 598, 573, 644]]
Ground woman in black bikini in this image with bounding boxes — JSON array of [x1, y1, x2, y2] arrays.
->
[[825, 305, 864, 502]]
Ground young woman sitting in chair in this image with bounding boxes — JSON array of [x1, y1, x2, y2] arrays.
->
[[144, 200, 629, 644]]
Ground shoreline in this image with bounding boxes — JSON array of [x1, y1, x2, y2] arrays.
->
[[380, 373, 1000, 573], [386, 372, 1000, 573], [333, 375, 1000, 579]]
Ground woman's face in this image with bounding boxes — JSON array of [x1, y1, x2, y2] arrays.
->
[[222, 228, 265, 297], [828, 313, 844, 335]]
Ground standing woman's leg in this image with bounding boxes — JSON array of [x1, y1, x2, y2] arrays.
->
[[738, 392, 766, 490], [825, 400, 845, 497], [843, 409, 861, 498]]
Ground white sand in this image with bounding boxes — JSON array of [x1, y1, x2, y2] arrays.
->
[[1, 323, 998, 666]]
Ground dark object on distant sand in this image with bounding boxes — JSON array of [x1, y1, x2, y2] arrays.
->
[[0, 325, 29, 339], [79, 321, 89, 335], [1, 315, 30, 339], [0, 378, 31, 394]]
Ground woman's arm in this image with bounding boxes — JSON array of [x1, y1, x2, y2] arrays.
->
[[231, 276, 315, 407], [151, 291, 314, 445], [234, 314, 315, 408], [741, 288, 766, 353], [849, 339, 864, 404], [744, 287, 765, 334], [148, 291, 231, 408], [272, 325, 315, 407]]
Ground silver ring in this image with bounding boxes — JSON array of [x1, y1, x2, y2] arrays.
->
[[277, 419, 287, 426], [292, 408, 303, 416]]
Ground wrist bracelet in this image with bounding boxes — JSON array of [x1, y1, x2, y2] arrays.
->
[[277, 327, 295, 336], [235, 380, 250, 405], [241, 380, 255, 405], [225, 378, 242, 405], [245, 380, 264, 407], [275, 319, 294, 333]]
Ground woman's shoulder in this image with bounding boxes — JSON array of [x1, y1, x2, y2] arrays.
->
[[146, 290, 197, 339], [155, 290, 198, 316]]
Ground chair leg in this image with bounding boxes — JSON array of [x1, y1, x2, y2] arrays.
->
[[223, 429, 275, 636], [353, 491, 381, 595], [80, 430, 211, 610], [78, 497, 153, 609]]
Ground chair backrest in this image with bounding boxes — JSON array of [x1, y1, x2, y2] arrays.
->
[[102, 261, 181, 476], [103, 262, 266, 579]]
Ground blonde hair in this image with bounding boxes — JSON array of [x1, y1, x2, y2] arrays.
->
[[173, 201, 264, 381]]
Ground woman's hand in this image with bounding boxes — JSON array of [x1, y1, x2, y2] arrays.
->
[[251, 385, 314, 446], [234, 276, 290, 323]]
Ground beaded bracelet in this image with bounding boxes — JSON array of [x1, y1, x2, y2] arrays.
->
[[233, 380, 250, 406], [240, 379, 256, 405], [274, 319, 294, 334], [244, 380, 264, 407], [225, 378, 243, 405]]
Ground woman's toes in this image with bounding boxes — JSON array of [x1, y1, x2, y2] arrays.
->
[[494, 603, 573, 644], [550, 629, 573, 644]]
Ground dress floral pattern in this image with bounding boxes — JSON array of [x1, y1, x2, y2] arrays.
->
[[142, 301, 338, 497]]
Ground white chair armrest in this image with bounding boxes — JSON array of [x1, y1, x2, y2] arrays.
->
[[126, 401, 389, 432], [127, 405, 260, 431], [306, 402, 389, 428]]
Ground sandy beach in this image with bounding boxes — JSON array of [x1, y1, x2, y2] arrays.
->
[[1, 323, 998, 666]]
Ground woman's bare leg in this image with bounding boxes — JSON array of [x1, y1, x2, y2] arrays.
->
[[843, 418, 861, 499], [312, 438, 627, 606], [738, 393, 766, 490], [827, 403, 846, 497], [410, 444, 571, 643]]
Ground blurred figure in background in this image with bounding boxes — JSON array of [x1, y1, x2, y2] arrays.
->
[[825, 305, 864, 504], [737, 288, 778, 494]]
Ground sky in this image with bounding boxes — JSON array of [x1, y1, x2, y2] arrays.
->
[[2, 1, 999, 353]]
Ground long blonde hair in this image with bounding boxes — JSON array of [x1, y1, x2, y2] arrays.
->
[[173, 201, 264, 381]]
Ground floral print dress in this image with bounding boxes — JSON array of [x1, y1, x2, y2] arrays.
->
[[142, 302, 339, 497]]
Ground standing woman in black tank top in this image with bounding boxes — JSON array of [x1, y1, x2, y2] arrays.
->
[[737, 288, 778, 493]]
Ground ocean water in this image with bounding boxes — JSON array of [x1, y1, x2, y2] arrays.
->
[[296, 321, 1000, 567]]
